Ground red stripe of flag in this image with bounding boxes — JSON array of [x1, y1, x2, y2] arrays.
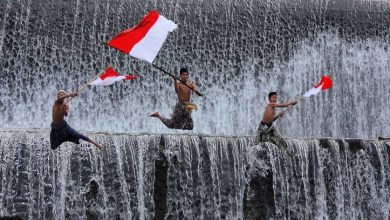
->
[[100, 67, 120, 80], [314, 75, 333, 90], [107, 11, 159, 54]]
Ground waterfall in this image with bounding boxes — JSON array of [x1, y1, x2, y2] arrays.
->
[[0, 130, 389, 219], [245, 138, 390, 219], [1, 0, 390, 138]]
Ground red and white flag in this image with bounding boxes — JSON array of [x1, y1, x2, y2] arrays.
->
[[107, 11, 177, 63], [89, 67, 137, 86], [303, 75, 333, 97]]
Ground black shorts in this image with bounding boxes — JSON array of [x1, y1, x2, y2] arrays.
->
[[50, 121, 90, 150]]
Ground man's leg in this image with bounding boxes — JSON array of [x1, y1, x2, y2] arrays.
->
[[86, 139, 103, 150], [255, 124, 269, 145], [269, 127, 288, 149], [149, 112, 175, 128], [150, 103, 182, 129], [67, 126, 103, 150], [180, 117, 193, 130], [150, 103, 193, 130], [50, 129, 62, 150]]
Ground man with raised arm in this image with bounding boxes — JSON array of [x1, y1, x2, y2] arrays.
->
[[50, 90, 103, 150], [149, 68, 200, 130], [255, 91, 298, 147]]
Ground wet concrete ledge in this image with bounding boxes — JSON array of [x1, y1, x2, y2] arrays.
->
[[0, 128, 387, 141]]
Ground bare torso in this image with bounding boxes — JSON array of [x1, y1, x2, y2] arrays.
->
[[52, 100, 68, 125], [261, 104, 276, 124], [176, 82, 195, 102]]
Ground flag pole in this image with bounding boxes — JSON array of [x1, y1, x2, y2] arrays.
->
[[64, 72, 103, 105], [77, 71, 104, 93], [152, 64, 204, 96], [101, 43, 204, 96], [273, 96, 304, 122]]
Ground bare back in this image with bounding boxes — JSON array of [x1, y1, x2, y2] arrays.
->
[[52, 100, 68, 125], [261, 104, 276, 124], [176, 82, 195, 102]]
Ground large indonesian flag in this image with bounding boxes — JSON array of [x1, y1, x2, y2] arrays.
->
[[107, 11, 177, 63], [89, 67, 137, 86], [303, 75, 333, 97]]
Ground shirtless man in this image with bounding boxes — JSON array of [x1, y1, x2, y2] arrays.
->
[[50, 90, 103, 150], [254, 92, 298, 147], [149, 68, 200, 130]]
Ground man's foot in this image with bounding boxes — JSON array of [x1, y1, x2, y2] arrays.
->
[[95, 144, 104, 150], [149, 112, 160, 117]]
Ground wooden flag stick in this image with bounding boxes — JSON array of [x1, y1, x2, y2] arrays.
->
[[152, 64, 204, 96], [102, 42, 204, 96], [273, 96, 304, 122], [64, 72, 103, 105]]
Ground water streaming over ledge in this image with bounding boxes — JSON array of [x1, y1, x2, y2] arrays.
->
[[0, 130, 388, 219], [1, 0, 390, 138]]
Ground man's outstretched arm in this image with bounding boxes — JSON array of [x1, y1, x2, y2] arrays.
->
[[55, 92, 78, 103], [269, 100, 298, 108], [272, 100, 299, 121]]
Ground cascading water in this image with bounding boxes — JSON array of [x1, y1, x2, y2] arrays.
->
[[0, 130, 389, 219], [1, 0, 390, 219], [1, 0, 390, 138], [244, 138, 390, 219], [0, 130, 250, 219]]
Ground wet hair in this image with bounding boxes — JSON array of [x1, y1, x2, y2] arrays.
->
[[268, 92, 277, 99], [57, 90, 66, 98], [180, 68, 189, 75]]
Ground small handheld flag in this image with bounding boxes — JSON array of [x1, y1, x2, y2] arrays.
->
[[303, 75, 333, 97], [273, 75, 333, 122], [89, 67, 137, 86]]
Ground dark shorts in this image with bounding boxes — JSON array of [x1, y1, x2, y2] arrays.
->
[[254, 122, 287, 148], [50, 121, 90, 150], [161, 102, 194, 130]]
